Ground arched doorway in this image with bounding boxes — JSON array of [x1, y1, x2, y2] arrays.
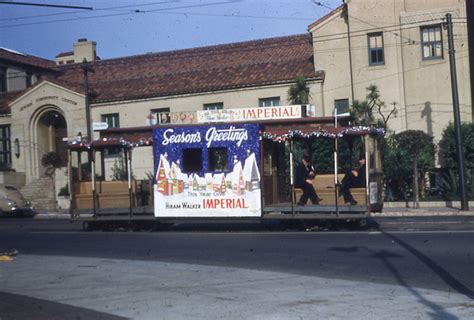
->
[[36, 110, 68, 176]]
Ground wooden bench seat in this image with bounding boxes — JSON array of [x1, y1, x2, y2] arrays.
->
[[294, 173, 366, 205], [72, 181, 135, 209]]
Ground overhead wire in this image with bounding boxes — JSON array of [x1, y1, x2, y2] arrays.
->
[[0, 0, 243, 28], [310, 1, 467, 54], [0, 1, 177, 21]]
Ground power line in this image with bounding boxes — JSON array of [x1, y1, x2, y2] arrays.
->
[[0, 0, 467, 33], [0, 1, 176, 22], [0, 1, 92, 10], [140, 10, 315, 22], [312, 1, 444, 47], [0, 0, 242, 28]]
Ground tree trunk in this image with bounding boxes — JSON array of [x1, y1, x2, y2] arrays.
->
[[413, 158, 419, 208]]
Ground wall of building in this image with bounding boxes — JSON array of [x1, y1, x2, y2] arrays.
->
[[9, 81, 87, 182], [398, 1, 471, 141], [310, 0, 471, 143], [90, 81, 323, 179], [310, 8, 353, 116]]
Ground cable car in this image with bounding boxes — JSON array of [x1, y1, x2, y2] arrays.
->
[[68, 105, 384, 229]]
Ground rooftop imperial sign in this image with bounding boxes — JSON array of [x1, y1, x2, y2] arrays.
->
[[197, 105, 302, 123], [152, 124, 261, 217]]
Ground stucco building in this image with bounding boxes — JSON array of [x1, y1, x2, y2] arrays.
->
[[0, 0, 471, 209], [309, 0, 471, 137]]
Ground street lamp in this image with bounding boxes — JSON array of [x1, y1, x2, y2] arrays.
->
[[13, 138, 20, 158]]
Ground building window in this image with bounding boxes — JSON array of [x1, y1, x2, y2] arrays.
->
[[151, 107, 170, 125], [368, 32, 384, 65], [203, 102, 224, 110], [0, 68, 6, 93], [259, 97, 281, 107], [183, 148, 202, 173], [208, 148, 227, 172], [334, 99, 349, 115], [26, 73, 32, 87], [101, 113, 120, 128], [421, 25, 443, 60], [0, 125, 11, 169]]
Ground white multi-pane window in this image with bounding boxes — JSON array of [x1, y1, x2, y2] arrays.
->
[[421, 25, 443, 60], [101, 113, 120, 128], [368, 32, 384, 65], [334, 99, 349, 115], [150, 107, 171, 125], [203, 102, 224, 110], [259, 97, 281, 107]]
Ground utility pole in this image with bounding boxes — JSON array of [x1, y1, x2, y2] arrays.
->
[[82, 58, 92, 141], [466, 0, 474, 122], [446, 13, 469, 210]]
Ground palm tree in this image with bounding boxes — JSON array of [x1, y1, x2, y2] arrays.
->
[[288, 76, 310, 104]]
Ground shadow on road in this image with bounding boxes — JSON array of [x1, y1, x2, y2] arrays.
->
[[0, 291, 126, 320], [379, 230, 474, 300], [330, 222, 473, 320]]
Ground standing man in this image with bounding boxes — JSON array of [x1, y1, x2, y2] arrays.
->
[[340, 156, 366, 205], [295, 154, 322, 206]]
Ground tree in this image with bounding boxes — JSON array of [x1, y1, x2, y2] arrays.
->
[[437, 122, 474, 199], [351, 85, 397, 131], [288, 76, 310, 104], [41, 152, 62, 177], [41, 152, 63, 211], [439, 122, 474, 169], [383, 131, 435, 206]]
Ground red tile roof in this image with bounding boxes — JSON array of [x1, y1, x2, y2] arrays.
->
[[0, 48, 57, 71], [55, 34, 322, 103], [2, 34, 322, 110]]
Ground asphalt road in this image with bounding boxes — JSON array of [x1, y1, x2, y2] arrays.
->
[[1, 217, 473, 292], [0, 217, 473, 319]]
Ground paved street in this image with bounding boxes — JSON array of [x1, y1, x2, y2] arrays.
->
[[0, 217, 473, 319]]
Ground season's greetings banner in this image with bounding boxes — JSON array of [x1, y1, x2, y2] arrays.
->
[[152, 124, 261, 217]]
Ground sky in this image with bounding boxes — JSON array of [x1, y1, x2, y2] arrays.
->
[[0, 0, 335, 61]]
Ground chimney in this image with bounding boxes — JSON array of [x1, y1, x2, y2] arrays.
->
[[73, 38, 97, 63]]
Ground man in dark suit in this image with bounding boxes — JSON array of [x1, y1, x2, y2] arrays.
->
[[340, 157, 366, 205], [294, 155, 322, 206]]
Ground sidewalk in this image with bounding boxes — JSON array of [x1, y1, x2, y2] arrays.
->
[[374, 206, 474, 217], [31, 205, 474, 219]]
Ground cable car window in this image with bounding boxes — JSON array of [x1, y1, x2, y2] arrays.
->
[[209, 148, 227, 172], [183, 148, 202, 173]]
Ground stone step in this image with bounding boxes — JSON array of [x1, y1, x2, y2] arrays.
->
[[20, 177, 57, 211]]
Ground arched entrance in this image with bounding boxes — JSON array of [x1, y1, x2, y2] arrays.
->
[[36, 109, 68, 176]]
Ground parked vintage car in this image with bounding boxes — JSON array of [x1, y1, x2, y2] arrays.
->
[[0, 184, 34, 216]]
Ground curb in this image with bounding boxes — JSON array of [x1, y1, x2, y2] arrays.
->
[[31, 209, 474, 219]]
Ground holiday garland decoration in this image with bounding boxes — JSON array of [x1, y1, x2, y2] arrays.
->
[[67, 126, 384, 149], [261, 126, 385, 142], [67, 137, 154, 149]]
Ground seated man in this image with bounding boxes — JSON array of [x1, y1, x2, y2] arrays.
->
[[294, 155, 322, 206], [340, 157, 366, 205]]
